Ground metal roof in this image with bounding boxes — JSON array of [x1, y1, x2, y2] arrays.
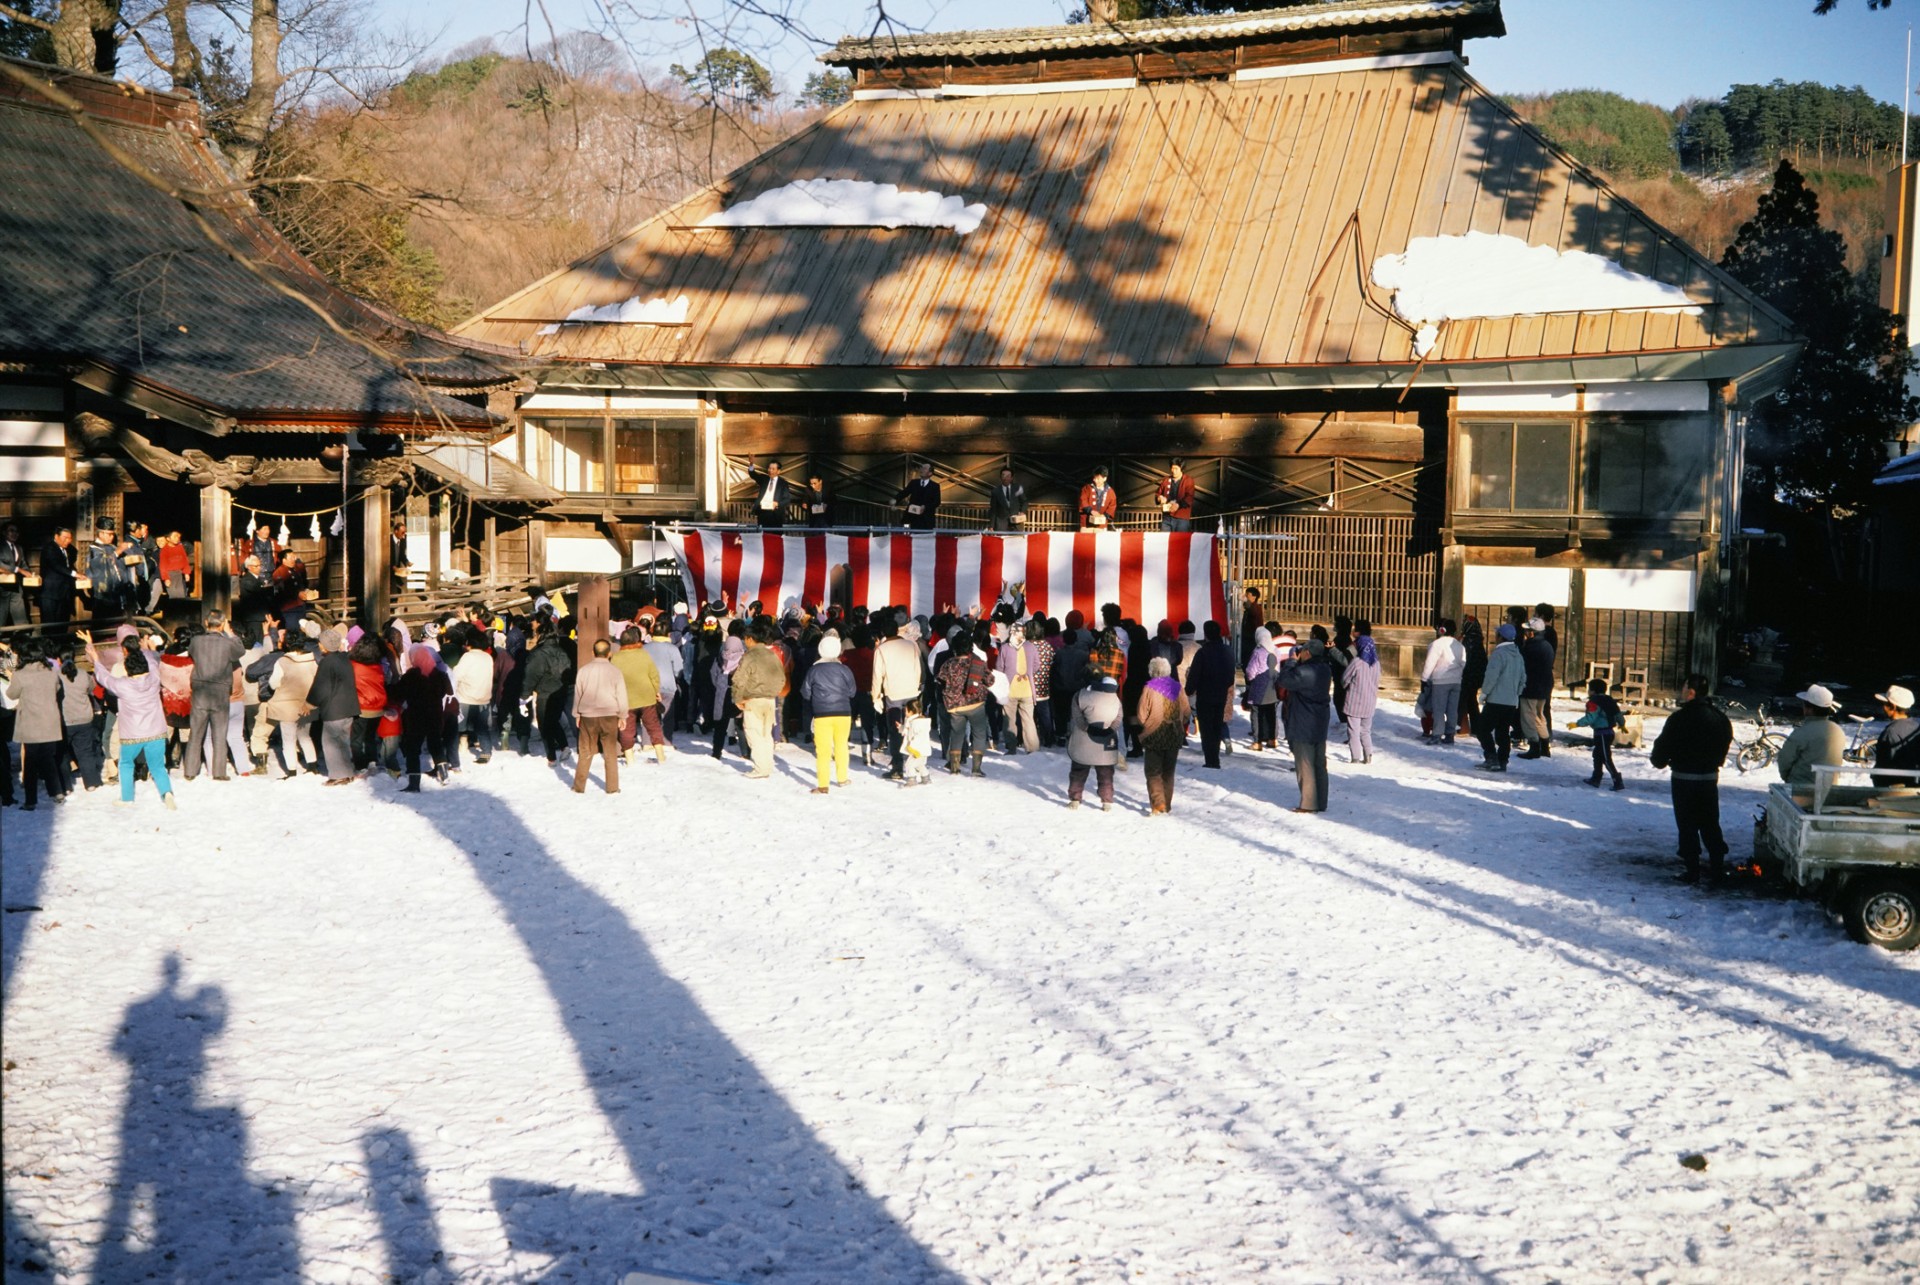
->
[[1875, 450, 1920, 486], [822, 0, 1502, 66], [459, 58, 1796, 380], [0, 61, 503, 432]]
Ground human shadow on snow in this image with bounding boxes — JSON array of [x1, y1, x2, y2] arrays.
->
[[91, 953, 302, 1283], [379, 783, 958, 1283]]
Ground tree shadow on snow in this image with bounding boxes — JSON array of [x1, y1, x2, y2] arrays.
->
[[3, 813, 58, 1277], [92, 953, 302, 1283], [1207, 768, 1920, 1082], [380, 785, 958, 1283]]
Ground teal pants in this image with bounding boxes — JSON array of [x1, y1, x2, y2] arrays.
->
[[119, 738, 173, 803]]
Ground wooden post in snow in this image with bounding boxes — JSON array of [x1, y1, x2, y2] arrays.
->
[[576, 575, 609, 670]]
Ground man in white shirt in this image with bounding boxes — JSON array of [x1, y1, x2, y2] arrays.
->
[[746, 459, 794, 529]]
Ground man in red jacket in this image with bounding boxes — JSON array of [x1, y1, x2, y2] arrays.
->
[[1156, 459, 1196, 531], [1078, 467, 1118, 531]]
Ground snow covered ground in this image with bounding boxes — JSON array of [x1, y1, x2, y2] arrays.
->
[[5, 700, 1916, 1283]]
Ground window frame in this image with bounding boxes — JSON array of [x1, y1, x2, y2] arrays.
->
[[524, 412, 700, 498], [1454, 411, 1712, 520]]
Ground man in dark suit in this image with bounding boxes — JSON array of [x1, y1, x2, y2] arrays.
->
[[38, 527, 77, 626], [747, 460, 795, 528], [390, 521, 411, 589], [988, 468, 1028, 533], [0, 522, 29, 625], [895, 462, 941, 530], [803, 474, 833, 529]]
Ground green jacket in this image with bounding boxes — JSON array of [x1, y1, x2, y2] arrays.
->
[[611, 646, 662, 709], [730, 644, 786, 703]]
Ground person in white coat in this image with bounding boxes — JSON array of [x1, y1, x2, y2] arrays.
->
[[1419, 618, 1468, 745], [1066, 675, 1126, 810], [452, 633, 497, 763]]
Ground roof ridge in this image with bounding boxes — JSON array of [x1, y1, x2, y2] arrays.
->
[[823, 0, 1500, 65]]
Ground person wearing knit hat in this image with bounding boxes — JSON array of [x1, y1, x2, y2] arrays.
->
[[1873, 684, 1920, 786], [802, 632, 857, 793], [303, 625, 361, 784], [394, 643, 453, 792], [1475, 622, 1525, 771]]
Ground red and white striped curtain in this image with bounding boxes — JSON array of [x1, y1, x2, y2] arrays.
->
[[662, 530, 1228, 627]]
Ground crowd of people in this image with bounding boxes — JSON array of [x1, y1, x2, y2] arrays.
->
[[5, 575, 1916, 890], [0, 586, 1339, 817]]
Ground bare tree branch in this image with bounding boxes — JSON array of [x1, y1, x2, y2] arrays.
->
[[0, 2, 55, 31], [0, 57, 466, 435]]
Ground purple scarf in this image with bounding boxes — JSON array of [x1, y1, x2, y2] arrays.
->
[[1356, 635, 1378, 665], [1146, 674, 1182, 701]]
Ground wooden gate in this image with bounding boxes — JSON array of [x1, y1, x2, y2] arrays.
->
[[1226, 514, 1439, 629]]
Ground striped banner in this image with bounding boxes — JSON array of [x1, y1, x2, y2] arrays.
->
[[662, 530, 1228, 627]]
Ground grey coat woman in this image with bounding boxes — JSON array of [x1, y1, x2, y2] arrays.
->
[[1343, 633, 1381, 764], [1067, 678, 1125, 809], [6, 658, 69, 808], [6, 661, 62, 745]]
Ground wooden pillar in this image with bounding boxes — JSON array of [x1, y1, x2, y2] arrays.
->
[[1438, 540, 1466, 626], [576, 575, 609, 669], [427, 494, 443, 590], [484, 514, 498, 584], [357, 483, 390, 626], [529, 519, 547, 584], [1691, 543, 1722, 688], [1564, 567, 1587, 693], [198, 483, 232, 617]]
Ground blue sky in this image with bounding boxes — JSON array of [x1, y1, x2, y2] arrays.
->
[[424, 0, 1897, 108]]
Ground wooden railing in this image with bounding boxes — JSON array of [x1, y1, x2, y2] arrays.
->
[[720, 501, 1174, 531]]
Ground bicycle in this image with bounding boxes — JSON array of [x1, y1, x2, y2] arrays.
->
[[1725, 701, 1788, 773], [1841, 714, 1881, 765]]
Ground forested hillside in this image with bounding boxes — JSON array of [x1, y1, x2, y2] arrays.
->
[[257, 42, 812, 327], [1505, 80, 1898, 278]]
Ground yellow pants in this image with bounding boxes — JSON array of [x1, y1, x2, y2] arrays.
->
[[813, 715, 852, 788]]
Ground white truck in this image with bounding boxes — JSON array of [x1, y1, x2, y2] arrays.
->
[[1755, 765, 1920, 950]]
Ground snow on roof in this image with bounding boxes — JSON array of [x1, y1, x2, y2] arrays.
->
[[700, 178, 988, 235], [1874, 448, 1920, 485], [536, 295, 690, 334], [1371, 231, 1703, 358]]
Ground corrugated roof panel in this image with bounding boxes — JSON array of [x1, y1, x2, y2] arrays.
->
[[0, 91, 498, 426], [460, 58, 1795, 374], [1223, 78, 1338, 364]]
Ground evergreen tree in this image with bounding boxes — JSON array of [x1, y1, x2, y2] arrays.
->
[[0, 0, 55, 62], [670, 48, 775, 108], [798, 70, 852, 110], [1722, 161, 1918, 510]]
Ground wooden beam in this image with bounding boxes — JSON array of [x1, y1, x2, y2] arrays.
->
[[720, 413, 1425, 460]]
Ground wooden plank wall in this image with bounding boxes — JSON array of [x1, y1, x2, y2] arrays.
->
[[1465, 603, 1692, 695]]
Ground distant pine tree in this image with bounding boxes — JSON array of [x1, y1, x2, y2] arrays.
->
[[1723, 161, 1918, 511]]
